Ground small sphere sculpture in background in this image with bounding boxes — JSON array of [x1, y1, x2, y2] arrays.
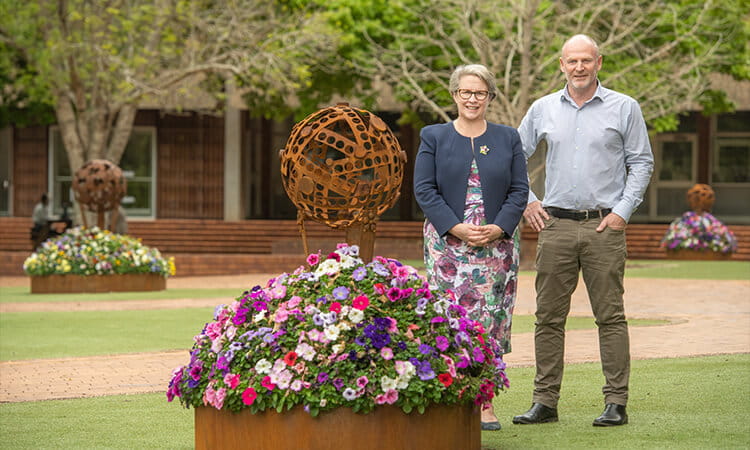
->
[[687, 183, 715, 214], [71, 159, 127, 230], [279, 103, 406, 262]]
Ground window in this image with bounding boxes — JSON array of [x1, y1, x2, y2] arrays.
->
[[711, 112, 750, 222], [50, 127, 156, 218], [643, 134, 697, 221], [712, 139, 749, 183]]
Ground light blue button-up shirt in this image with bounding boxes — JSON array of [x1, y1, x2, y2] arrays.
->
[[518, 83, 654, 221]]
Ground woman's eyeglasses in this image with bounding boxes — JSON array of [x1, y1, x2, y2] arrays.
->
[[456, 89, 490, 101]]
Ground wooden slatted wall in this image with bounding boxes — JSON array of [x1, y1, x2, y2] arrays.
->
[[157, 113, 224, 219], [12, 126, 48, 217]]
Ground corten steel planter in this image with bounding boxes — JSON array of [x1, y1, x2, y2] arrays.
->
[[30, 273, 166, 294], [195, 403, 480, 450], [666, 249, 733, 261]]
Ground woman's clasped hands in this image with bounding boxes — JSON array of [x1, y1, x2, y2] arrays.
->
[[448, 223, 504, 248]]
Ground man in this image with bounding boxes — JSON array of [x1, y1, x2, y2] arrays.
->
[[512, 34, 654, 427]]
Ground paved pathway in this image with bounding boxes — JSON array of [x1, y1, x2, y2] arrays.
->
[[0, 275, 748, 403]]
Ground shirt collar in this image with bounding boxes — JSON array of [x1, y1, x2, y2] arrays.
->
[[560, 80, 605, 106]]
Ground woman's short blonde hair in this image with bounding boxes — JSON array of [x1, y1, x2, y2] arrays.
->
[[448, 64, 497, 99]]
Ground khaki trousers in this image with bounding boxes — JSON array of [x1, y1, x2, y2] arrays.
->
[[532, 216, 630, 408]]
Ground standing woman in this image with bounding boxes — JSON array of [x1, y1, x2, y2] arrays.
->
[[414, 64, 529, 430]]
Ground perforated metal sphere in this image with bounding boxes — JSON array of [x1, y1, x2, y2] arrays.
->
[[279, 103, 406, 228], [71, 159, 127, 213], [687, 183, 715, 214]]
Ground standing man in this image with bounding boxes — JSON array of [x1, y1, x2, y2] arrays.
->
[[512, 34, 653, 427]]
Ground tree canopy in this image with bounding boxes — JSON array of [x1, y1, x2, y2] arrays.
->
[[1, 0, 747, 173], [0, 0, 338, 169], [306, 0, 748, 131]]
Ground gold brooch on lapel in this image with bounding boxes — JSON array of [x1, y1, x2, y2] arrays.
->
[[479, 145, 490, 155]]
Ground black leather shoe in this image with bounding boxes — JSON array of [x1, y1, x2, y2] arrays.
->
[[593, 403, 628, 426], [481, 421, 502, 431], [512, 403, 558, 424]]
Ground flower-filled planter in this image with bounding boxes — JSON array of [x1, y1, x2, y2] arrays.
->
[[168, 244, 506, 449], [24, 227, 174, 293], [661, 211, 738, 260]]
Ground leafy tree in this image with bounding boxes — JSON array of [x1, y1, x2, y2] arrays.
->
[[312, 0, 748, 132], [0, 0, 338, 171]]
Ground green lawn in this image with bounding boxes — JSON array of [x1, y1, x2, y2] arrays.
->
[[1, 354, 747, 449], [0, 308, 667, 361], [0, 308, 213, 360]]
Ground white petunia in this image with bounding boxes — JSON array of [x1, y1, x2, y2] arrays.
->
[[255, 358, 272, 374]]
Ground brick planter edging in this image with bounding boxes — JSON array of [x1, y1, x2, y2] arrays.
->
[[30, 273, 166, 294]]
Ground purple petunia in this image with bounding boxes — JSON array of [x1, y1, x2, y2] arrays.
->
[[419, 344, 435, 356], [435, 336, 450, 352], [332, 286, 350, 300], [352, 266, 367, 281], [472, 347, 485, 363], [413, 359, 435, 381]]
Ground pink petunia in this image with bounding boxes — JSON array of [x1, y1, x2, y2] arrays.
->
[[224, 373, 240, 389], [307, 253, 320, 266], [274, 308, 289, 323], [352, 295, 370, 310], [329, 302, 342, 314], [380, 347, 394, 360], [261, 375, 276, 391], [287, 296, 302, 308], [213, 388, 226, 409], [242, 387, 257, 405]]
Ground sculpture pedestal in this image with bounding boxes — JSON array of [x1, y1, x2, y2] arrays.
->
[[666, 249, 733, 261], [195, 403, 480, 450], [30, 274, 166, 294]]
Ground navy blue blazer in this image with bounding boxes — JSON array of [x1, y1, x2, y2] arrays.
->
[[414, 122, 529, 238]]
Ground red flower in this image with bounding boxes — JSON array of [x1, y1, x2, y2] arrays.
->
[[283, 351, 298, 366], [327, 252, 341, 262], [241, 387, 257, 405], [373, 283, 386, 295], [438, 373, 453, 388], [330, 302, 342, 314]]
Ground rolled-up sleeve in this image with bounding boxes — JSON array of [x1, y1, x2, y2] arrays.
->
[[611, 101, 654, 221]]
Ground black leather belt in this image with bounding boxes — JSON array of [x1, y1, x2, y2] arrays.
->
[[546, 207, 612, 221]]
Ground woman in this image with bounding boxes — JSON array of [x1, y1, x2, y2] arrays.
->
[[414, 64, 529, 431]]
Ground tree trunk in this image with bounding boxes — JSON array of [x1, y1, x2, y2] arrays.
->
[[55, 95, 85, 173], [106, 104, 137, 165]]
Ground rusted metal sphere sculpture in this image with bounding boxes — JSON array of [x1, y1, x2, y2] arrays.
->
[[687, 183, 715, 214], [72, 159, 127, 230], [279, 103, 406, 262]]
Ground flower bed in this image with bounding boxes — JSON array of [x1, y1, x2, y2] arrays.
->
[[24, 226, 175, 278], [660, 211, 738, 255], [168, 244, 506, 423]]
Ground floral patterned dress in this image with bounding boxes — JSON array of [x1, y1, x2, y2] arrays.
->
[[423, 159, 520, 355]]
